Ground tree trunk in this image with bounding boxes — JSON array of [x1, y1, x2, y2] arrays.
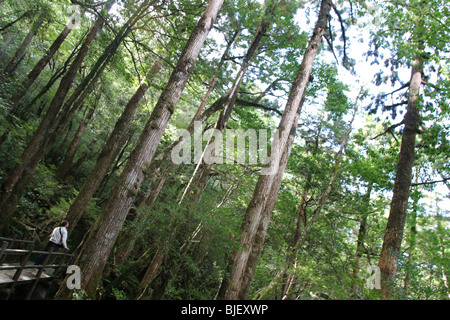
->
[[16, 50, 75, 119], [0, 10, 31, 33], [239, 97, 304, 300], [255, 97, 359, 300], [137, 247, 166, 299], [351, 182, 373, 292], [0, 4, 111, 232], [403, 188, 418, 295], [4, 14, 44, 74], [378, 54, 422, 299], [282, 171, 311, 298], [55, 0, 224, 299], [9, 24, 73, 107], [56, 105, 95, 180], [224, 0, 332, 300], [189, 29, 240, 126]]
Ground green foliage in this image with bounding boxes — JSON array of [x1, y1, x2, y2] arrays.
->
[[0, 0, 448, 301]]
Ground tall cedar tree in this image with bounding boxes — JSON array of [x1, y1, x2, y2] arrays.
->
[[135, 4, 279, 297], [224, 0, 332, 300], [378, 47, 423, 298]]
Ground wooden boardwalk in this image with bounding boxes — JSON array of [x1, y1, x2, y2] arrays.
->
[[0, 235, 74, 299], [0, 263, 53, 285]]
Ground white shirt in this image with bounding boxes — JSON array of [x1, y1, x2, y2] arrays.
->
[[49, 226, 69, 249]]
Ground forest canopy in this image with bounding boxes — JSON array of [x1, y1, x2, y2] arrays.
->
[[0, 0, 448, 300]]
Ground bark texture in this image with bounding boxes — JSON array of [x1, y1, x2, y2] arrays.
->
[[224, 0, 332, 300], [378, 55, 422, 298]]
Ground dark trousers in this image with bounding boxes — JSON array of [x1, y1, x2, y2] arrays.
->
[[34, 241, 62, 266]]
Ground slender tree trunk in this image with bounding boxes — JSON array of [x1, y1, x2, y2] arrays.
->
[[56, 106, 95, 180], [55, 0, 224, 299], [351, 182, 373, 292], [189, 29, 239, 126], [94, 131, 134, 198], [403, 188, 418, 294], [282, 172, 311, 298], [255, 98, 359, 300], [240, 98, 304, 300], [137, 247, 166, 299], [50, 119, 74, 165], [0, 10, 31, 33], [378, 53, 423, 299], [9, 25, 73, 107], [224, 0, 332, 300], [15, 44, 78, 118], [0, 4, 112, 232], [4, 14, 44, 74]]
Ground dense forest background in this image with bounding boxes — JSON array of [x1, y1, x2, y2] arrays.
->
[[0, 0, 448, 300]]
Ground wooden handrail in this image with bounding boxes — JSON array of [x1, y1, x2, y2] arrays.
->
[[2, 248, 74, 257], [0, 235, 76, 299], [0, 264, 70, 271], [0, 236, 34, 244]]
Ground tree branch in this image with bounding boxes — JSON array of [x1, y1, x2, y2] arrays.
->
[[235, 98, 282, 116], [371, 120, 405, 141], [411, 177, 450, 187], [379, 81, 410, 98], [330, 1, 349, 67]]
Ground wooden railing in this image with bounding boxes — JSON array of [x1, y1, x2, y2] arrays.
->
[[0, 235, 74, 300]]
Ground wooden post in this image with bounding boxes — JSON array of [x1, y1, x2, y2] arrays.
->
[[26, 246, 54, 300], [5, 237, 36, 300], [13, 238, 36, 281], [10, 235, 17, 249], [0, 241, 8, 263], [54, 251, 72, 277]]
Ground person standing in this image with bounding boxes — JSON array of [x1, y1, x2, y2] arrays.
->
[[34, 220, 70, 265]]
